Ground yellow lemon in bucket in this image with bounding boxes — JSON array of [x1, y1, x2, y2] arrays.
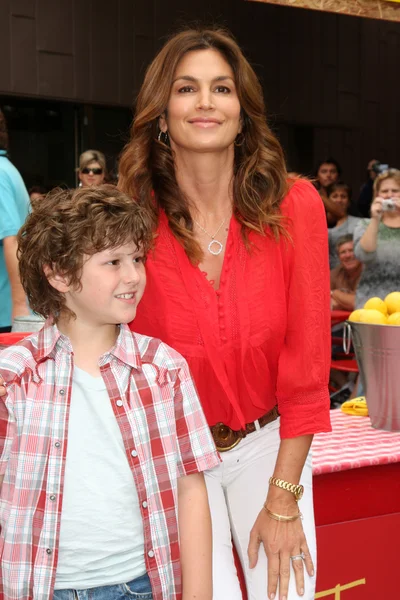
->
[[364, 297, 388, 315], [359, 310, 387, 324], [348, 309, 367, 322], [387, 312, 400, 326], [384, 292, 400, 315]]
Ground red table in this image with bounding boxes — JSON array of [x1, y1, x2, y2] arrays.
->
[[313, 409, 400, 598]]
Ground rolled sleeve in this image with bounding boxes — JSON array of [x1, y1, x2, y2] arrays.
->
[[0, 393, 14, 477], [173, 360, 220, 477], [276, 181, 331, 438], [353, 219, 377, 263]]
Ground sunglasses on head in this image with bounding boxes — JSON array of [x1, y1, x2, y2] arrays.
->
[[81, 167, 103, 175]]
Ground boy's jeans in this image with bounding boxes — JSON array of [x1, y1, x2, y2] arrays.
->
[[53, 573, 152, 599]]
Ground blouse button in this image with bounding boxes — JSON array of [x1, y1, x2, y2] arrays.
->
[[116, 399, 123, 407], [131, 449, 138, 457], [59, 389, 65, 396], [148, 550, 155, 558], [54, 442, 61, 448]]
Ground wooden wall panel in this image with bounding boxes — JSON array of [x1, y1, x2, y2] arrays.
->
[[72, 0, 91, 100], [118, 0, 135, 106], [38, 52, 74, 98], [11, 0, 35, 18], [36, 0, 73, 54], [11, 15, 37, 94], [90, 1, 119, 104], [0, 0, 12, 92]]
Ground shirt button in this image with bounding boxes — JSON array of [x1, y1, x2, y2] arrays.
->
[[54, 442, 61, 448], [59, 389, 65, 395], [46, 548, 52, 555], [116, 400, 123, 407], [142, 501, 148, 509], [49, 495, 56, 501], [131, 450, 138, 457], [148, 550, 155, 558]]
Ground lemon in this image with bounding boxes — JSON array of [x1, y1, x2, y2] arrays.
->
[[348, 309, 366, 322], [387, 312, 400, 326], [384, 292, 400, 315], [363, 297, 388, 315], [359, 309, 387, 325]]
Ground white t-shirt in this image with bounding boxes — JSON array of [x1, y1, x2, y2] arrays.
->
[[54, 367, 145, 590]]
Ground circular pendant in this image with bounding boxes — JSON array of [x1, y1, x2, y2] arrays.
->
[[208, 239, 223, 255]]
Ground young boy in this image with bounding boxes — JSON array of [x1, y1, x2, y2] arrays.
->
[[0, 185, 220, 600]]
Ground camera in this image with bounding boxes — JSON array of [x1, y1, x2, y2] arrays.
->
[[381, 199, 396, 211], [372, 162, 389, 175]]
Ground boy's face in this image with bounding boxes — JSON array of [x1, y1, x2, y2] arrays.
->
[[61, 242, 146, 327]]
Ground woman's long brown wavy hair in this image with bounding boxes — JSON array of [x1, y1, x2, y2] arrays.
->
[[118, 27, 289, 263]]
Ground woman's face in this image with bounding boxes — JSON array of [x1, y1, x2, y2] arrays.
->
[[329, 188, 349, 212], [377, 177, 400, 199], [161, 49, 242, 154], [79, 161, 105, 187]]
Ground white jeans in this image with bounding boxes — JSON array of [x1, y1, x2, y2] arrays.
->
[[204, 418, 316, 600]]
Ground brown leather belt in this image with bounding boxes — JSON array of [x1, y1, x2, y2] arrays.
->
[[210, 406, 279, 452]]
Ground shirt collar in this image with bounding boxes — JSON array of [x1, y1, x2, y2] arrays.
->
[[100, 323, 143, 371], [35, 320, 142, 370]]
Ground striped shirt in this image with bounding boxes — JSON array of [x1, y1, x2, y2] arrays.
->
[[0, 322, 220, 600]]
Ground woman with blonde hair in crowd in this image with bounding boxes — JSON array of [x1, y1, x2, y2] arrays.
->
[[354, 168, 400, 308], [77, 149, 107, 187], [117, 27, 331, 600]]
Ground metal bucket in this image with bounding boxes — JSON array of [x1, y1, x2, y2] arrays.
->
[[344, 322, 400, 431], [12, 314, 45, 333]]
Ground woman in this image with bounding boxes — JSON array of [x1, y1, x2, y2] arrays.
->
[[327, 182, 360, 268], [77, 149, 106, 187], [118, 28, 330, 600], [353, 168, 400, 308]]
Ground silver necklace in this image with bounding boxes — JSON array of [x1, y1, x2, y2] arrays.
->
[[193, 216, 229, 256]]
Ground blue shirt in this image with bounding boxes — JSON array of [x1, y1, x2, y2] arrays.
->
[[0, 150, 30, 327]]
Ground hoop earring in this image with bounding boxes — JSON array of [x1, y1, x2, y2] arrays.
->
[[157, 130, 169, 145], [234, 132, 245, 147]]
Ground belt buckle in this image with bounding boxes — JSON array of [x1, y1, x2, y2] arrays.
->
[[212, 423, 244, 453]]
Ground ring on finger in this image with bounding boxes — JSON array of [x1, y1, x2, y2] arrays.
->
[[290, 553, 305, 561]]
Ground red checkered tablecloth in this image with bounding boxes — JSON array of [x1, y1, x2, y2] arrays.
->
[[312, 409, 400, 475]]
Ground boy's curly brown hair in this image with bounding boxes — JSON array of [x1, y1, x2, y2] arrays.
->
[[18, 184, 154, 321]]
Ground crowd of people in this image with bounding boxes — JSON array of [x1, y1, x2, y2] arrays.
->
[[314, 157, 400, 313], [0, 24, 399, 600]]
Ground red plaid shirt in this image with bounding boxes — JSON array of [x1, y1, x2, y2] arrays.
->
[[0, 322, 220, 600]]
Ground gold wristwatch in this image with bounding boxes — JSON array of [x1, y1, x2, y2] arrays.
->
[[269, 477, 304, 502]]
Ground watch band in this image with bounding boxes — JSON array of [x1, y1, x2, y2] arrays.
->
[[269, 476, 304, 502]]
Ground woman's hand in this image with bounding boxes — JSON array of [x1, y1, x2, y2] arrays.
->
[[370, 197, 384, 220], [248, 499, 314, 600], [0, 376, 6, 397]]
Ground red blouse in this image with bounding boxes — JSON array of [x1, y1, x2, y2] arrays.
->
[[131, 179, 331, 438]]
